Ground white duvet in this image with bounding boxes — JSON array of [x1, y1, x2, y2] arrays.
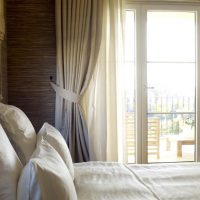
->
[[74, 162, 200, 200], [128, 163, 200, 200], [74, 162, 157, 200]]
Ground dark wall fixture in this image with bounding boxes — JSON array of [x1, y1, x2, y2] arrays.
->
[[7, 0, 56, 131]]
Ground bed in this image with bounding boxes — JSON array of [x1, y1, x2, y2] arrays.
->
[[74, 162, 200, 200], [1, 102, 200, 200]]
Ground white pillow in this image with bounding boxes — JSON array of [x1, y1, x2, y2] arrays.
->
[[0, 124, 23, 200], [37, 122, 74, 179], [17, 140, 77, 200], [0, 103, 36, 165]]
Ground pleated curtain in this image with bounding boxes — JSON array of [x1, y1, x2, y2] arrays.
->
[[54, 0, 103, 162], [82, 0, 125, 161]]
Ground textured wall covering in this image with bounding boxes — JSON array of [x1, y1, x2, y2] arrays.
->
[[7, 0, 56, 131], [1, 38, 7, 102], [0, 0, 6, 103]]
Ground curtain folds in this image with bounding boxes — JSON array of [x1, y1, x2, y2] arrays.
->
[[82, 0, 124, 161], [55, 0, 103, 162]]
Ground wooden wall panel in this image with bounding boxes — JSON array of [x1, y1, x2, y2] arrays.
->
[[7, 0, 56, 131]]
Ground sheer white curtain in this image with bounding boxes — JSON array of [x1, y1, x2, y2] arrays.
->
[[82, 0, 125, 161]]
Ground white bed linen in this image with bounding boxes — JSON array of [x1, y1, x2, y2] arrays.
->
[[74, 162, 157, 200], [18, 140, 77, 200], [74, 162, 200, 200], [128, 163, 200, 200]]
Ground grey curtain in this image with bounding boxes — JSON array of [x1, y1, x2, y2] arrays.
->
[[54, 0, 103, 162]]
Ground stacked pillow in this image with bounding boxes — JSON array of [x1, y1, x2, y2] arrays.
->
[[0, 103, 77, 200], [0, 103, 36, 165], [37, 122, 74, 179], [0, 124, 23, 200], [18, 139, 77, 200], [18, 123, 77, 200]]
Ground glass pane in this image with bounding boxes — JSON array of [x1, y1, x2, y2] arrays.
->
[[147, 63, 195, 113], [125, 110, 135, 163], [147, 11, 195, 62], [147, 62, 195, 162], [148, 114, 195, 163], [147, 10, 196, 163], [124, 62, 135, 163], [125, 11, 135, 62], [118, 10, 136, 163]]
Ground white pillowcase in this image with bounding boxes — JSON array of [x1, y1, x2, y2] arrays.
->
[[37, 122, 74, 179], [0, 124, 23, 200], [17, 140, 77, 200], [0, 103, 36, 165]]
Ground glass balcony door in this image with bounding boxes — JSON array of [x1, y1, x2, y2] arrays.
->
[[146, 11, 196, 162], [121, 4, 200, 164]]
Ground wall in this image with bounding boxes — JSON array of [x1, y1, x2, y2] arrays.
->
[[1, 0, 7, 103], [1, 38, 7, 102], [7, 0, 56, 131]]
